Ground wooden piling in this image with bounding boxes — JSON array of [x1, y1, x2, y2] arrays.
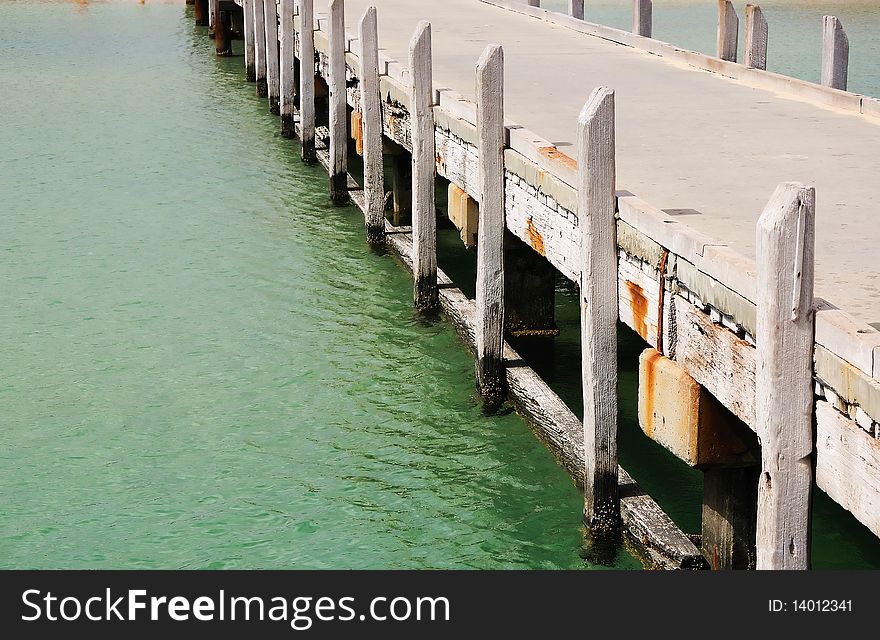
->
[[359, 6, 385, 245], [702, 466, 760, 570], [214, 5, 233, 57], [299, 0, 316, 163], [195, 0, 208, 27], [577, 87, 620, 536], [410, 21, 438, 313], [755, 182, 816, 571], [744, 4, 768, 70], [328, 0, 348, 205], [475, 44, 506, 409], [717, 1, 739, 63], [527, 0, 540, 7], [569, 1, 585, 21], [253, 0, 267, 97], [264, 0, 281, 115], [208, 0, 215, 36], [633, 0, 652, 38], [280, 0, 296, 136], [821, 16, 849, 91], [243, 0, 256, 82], [391, 153, 412, 226]]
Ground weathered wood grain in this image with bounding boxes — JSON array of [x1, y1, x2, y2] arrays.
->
[[253, 0, 267, 96], [243, 0, 255, 81], [633, 0, 652, 38], [578, 87, 620, 534], [821, 15, 849, 91], [410, 21, 438, 312], [359, 6, 385, 245], [755, 182, 815, 571], [299, 0, 316, 162], [744, 4, 768, 70], [717, 1, 739, 62], [328, 0, 348, 204], [475, 45, 506, 408]]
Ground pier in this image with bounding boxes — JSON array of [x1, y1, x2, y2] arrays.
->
[[200, 0, 880, 570]]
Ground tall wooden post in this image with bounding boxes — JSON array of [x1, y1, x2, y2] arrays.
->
[[280, 0, 296, 136], [475, 44, 506, 410], [577, 87, 620, 536], [208, 0, 215, 36], [569, 1, 584, 21], [821, 16, 849, 91], [243, 0, 256, 81], [329, 0, 348, 205], [265, 0, 281, 115], [755, 182, 816, 571], [717, 1, 739, 62], [253, 0, 267, 97], [195, 0, 208, 27], [299, 0, 316, 163], [410, 22, 438, 313], [214, 5, 233, 56], [744, 4, 768, 70], [359, 6, 385, 245], [633, 0, 652, 38]]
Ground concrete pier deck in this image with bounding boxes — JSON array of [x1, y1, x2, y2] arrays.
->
[[334, 0, 880, 325]]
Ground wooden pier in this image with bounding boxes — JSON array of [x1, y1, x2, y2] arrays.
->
[[196, 0, 880, 570]]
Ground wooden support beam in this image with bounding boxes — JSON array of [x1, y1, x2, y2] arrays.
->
[[195, 0, 208, 27], [264, 0, 281, 114], [744, 4, 768, 70], [702, 466, 759, 570], [208, 0, 215, 35], [214, 6, 233, 57], [359, 6, 385, 246], [821, 15, 849, 91], [717, 0, 739, 62], [569, 1, 584, 21], [755, 182, 816, 571], [253, 0, 267, 97], [633, 0, 652, 38], [410, 21, 438, 312], [577, 87, 620, 536], [299, 0, 316, 163], [328, 0, 348, 204], [280, 0, 296, 137], [243, 0, 255, 81], [476, 44, 506, 409]]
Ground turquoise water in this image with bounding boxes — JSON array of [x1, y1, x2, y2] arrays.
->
[[536, 0, 880, 97]]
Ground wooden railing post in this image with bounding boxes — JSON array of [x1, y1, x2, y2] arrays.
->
[[329, 0, 348, 205], [264, 0, 281, 114], [475, 44, 506, 410], [299, 0, 316, 163], [755, 182, 816, 571], [569, 1, 584, 21], [717, 0, 739, 62], [243, 0, 256, 81], [821, 16, 849, 91], [633, 0, 652, 38], [359, 6, 385, 246], [577, 87, 620, 536], [410, 21, 438, 313], [280, 0, 296, 137], [744, 4, 768, 70], [253, 0, 267, 96]]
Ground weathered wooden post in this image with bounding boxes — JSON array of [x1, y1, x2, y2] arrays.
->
[[299, 0, 316, 163], [577, 87, 620, 535], [359, 6, 385, 245], [821, 16, 849, 91], [755, 182, 816, 571], [633, 0, 652, 38], [243, 0, 256, 82], [717, 0, 739, 62], [195, 0, 208, 27], [264, 0, 281, 114], [569, 1, 585, 21], [329, 0, 348, 205], [410, 21, 438, 313], [280, 0, 296, 136], [475, 44, 506, 409], [213, 3, 233, 57], [253, 0, 267, 97], [744, 4, 768, 70], [208, 0, 215, 36]]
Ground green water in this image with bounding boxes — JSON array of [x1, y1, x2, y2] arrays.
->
[[538, 0, 880, 98], [0, 2, 877, 571]]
